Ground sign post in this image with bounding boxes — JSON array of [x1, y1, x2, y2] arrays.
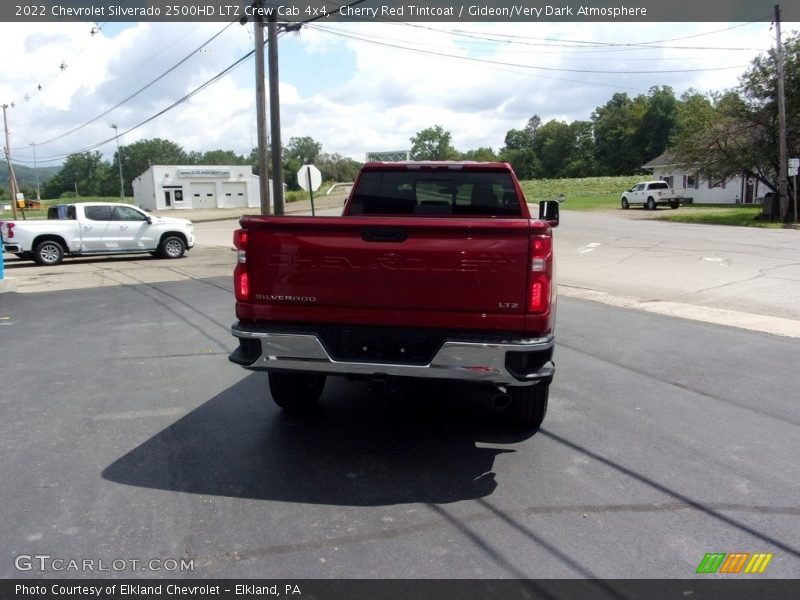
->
[[789, 158, 799, 225], [297, 164, 322, 216]]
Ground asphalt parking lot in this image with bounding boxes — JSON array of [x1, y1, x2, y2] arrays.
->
[[1, 208, 798, 583], [2, 269, 799, 579]]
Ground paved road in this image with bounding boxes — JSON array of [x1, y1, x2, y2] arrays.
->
[[1, 279, 798, 578], [188, 209, 800, 337], [554, 211, 800, 333]]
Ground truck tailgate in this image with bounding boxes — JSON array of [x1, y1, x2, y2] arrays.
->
[[241, 216, 533, 330]]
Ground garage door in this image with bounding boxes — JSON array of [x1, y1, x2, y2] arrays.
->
[[221, 182, 247, 208], [192, 183, 216, 209]]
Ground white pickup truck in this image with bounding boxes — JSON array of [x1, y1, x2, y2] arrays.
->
[[1, 202, 194, 266], [620, 181, 680, 210]]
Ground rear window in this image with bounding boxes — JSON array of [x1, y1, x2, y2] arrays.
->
[[349, 170, 522, 217], [648, 182, 669, 190], [47, 205, 77, 220]]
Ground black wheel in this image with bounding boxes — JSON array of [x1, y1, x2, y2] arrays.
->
[[269, 372, 326, 412], [621, 198, 630, 209], [646, 197, 656, 210], [33, 240, 64, 266], [669, 201, 680, 209], [506, 383, 548, 430], [158, 235, 186, 259]]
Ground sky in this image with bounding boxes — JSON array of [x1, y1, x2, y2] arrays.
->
[[1, 18, 797, 171]]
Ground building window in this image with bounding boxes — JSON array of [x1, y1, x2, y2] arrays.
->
[[709, 178, 726, 189], [684, 174, 697, 189]]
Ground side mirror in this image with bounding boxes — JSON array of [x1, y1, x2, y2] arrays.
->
[[538, 200, 560, 227]]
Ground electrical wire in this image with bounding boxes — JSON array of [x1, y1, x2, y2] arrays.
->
[[308, 23, 751, 74], [30, 19, 239, 148]]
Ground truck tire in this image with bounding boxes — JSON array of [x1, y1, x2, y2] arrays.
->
[[506, 384, 548, 430], [669, 201, 680, 209], [269, 372, 326, 412], [646, 197, 656, 210], [33, 240, 65, 266], [158, 235, 186, 259], [621, 198, 630, 209]]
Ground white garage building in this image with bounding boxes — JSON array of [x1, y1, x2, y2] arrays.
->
[[133, 165, 267, 211]]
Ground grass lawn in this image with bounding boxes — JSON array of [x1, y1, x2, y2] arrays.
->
[[518, 176, 788, 229], [654, 205, 784, 228], [520, 175, 640, 204]]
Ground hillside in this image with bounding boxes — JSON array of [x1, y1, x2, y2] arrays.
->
[[1, 160, 61, 192]]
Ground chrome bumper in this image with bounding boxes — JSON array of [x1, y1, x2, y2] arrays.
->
[[230, 324, 554, 387]]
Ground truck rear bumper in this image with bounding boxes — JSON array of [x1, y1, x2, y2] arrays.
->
[[3, 243, 22, 253], [229, 323, 554, 387]]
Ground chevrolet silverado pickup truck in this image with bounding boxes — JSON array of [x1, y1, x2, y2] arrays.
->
[[229, 162, 559, 429], [620, 180, 680, 210], [1, 202, 194, 265]]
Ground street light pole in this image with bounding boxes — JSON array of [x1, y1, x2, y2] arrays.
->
[[110, 124, 124, 200], [30, 142, 40, 201]]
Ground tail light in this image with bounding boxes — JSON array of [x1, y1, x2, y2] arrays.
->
[[4, 222, 14, 239], [233, 229, 249, 301], [528, 234, 552, 314]]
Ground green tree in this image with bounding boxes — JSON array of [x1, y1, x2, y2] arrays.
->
[[409, 125, 459, 160], [564, 121, 597, 177], [592, 92, 649, 175], [248, 146, 272, 176], [671, 33, 800, 219], [535, 120, 576, 178], [115, 138, 189, 195], [460, 147, 498, 162], [281, 137, 323, 189], [285, 136, 322, 165], [201, 149, 249, 165], [42, 152, 112, 198], [499, 126, 539, 179], [638, 86, 678, 162], [317, 152, 361, 183]]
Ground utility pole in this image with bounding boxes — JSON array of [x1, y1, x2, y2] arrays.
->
[[252, 0, 271, 215], [30, 143, 40, 201], [268, 13, 284, 216], [110, 124, 124, 200], [2, 103, 18, 219], [774, 4, 789, 222]]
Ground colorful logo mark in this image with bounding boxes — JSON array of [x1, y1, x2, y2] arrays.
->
[[696, 552, 773, 574]]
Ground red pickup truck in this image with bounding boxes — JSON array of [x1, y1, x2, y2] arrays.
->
[[229, 162, 558, 429]]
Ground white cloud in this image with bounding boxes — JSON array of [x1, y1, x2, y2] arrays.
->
[[1, 19, 792, 170]]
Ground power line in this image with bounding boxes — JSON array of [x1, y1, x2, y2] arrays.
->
[[308, 24, 751, 74], [29, 20, 239, 149], [435, 19, 773, 52], [24, 47, 258, 164], [11, 1, 368, 164]]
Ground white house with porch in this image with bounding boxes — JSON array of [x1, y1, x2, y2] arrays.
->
[[642, 153, 769, 205]]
